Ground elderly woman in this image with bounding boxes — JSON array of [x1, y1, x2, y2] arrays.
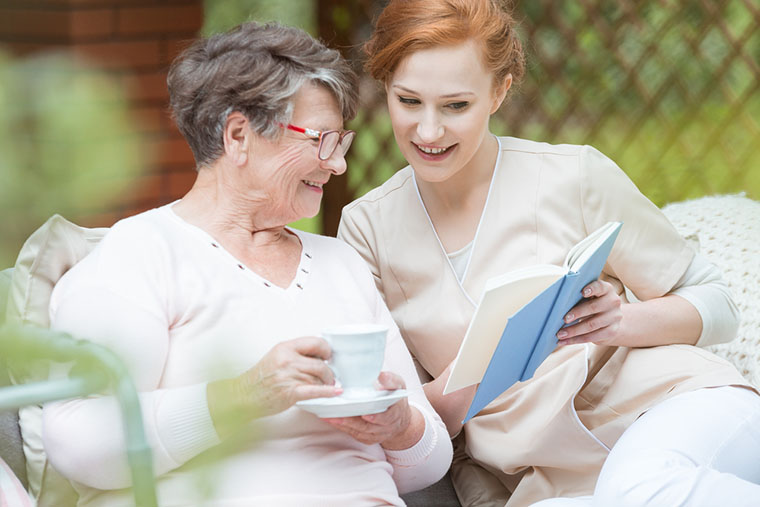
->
[[41, 22, 451, 506]]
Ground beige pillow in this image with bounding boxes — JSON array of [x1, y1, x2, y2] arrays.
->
[[5, 214, 107, 507]]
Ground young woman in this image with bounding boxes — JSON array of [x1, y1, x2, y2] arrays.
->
[[338, 0, 760, 505]]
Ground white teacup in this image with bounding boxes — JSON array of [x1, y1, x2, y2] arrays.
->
[[323, 323, 388, 399]]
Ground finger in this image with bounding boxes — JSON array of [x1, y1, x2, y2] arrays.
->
[[325, 417, 380, 436], [293, 384, 342, 402], [295, 356, 336, 386], [558, 323, 619, 345], [558, 312, 620, 342], [362, 400, 406, 425], [564, 291, 621, 324], [581, 279, 612, 299], [325, 422, 385, 445], [376, 371, 405, 391], [288, 336, 332, 360]]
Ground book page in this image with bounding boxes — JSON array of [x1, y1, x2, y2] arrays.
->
[[564, 222, 621, 272], [444, 265, 565, 394]]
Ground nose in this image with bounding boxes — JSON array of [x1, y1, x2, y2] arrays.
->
[[416, 109, 444, 143], [320, 149, 347, 176]]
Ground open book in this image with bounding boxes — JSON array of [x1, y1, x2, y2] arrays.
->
[[444, 221, 623, 423]]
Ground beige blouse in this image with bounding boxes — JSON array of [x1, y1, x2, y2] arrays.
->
[[338, 137, 751, 505]]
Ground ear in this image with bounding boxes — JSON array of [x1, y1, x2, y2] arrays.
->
[[222, 111, 251, 167], [490, 73, 513, 114]]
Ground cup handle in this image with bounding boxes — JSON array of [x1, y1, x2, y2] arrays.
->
[[321, 335, 341, 385]]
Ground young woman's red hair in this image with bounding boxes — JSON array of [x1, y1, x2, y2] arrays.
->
[[364, 0, 525, 88]]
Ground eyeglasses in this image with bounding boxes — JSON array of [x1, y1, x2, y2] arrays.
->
[[284, 124, 356, 161]]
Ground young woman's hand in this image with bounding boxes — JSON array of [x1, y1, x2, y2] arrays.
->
[[556, 279, 624, 346], [323, 372, 424, 450]]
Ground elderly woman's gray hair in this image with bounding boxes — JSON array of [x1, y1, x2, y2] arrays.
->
[[167, 22, 359, 169]]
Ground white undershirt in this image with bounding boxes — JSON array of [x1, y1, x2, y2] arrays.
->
[[447, 240, 474, 283]]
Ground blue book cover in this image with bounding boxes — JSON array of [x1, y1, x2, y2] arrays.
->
[[445, 222, 623, 424]]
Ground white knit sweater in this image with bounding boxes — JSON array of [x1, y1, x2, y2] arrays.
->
[[663, 194, 760, 387], [43, 204, 452, 507]]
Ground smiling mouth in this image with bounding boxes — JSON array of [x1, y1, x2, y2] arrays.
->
[[413, 143, 455, 157], [303, 180, 325, 189]]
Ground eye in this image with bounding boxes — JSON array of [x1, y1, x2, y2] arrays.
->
[[446, 101, 469, 110], [398, 96, 420, 106]]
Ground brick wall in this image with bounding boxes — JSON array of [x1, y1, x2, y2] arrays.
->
[[0, 0, 203, 226]]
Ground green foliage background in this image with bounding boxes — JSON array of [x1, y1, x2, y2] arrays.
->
[[204, 0, 760, 237], [0, 52, 145, 268]]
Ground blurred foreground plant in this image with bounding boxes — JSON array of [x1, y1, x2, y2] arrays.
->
[[0, 50, 145, 268]]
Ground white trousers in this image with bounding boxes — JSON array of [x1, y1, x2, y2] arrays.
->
[[532, 386, 760, 507]]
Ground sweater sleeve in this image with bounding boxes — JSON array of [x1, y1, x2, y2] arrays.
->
[[372, 279, 453, 493], [42, 281, 221, 490], [41, 220, 222, 490], [625, 252, 740, 348]]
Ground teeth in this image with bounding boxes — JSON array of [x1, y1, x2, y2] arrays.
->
[[304, 180, 323, 188], [418, 145, 448, 155]]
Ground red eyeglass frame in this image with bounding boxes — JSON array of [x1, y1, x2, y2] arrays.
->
[[283, 123, 356, 161]]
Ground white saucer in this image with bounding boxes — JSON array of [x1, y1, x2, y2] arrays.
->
[[296, 389, 408, 418]]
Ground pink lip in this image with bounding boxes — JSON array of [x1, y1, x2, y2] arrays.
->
[[412, 142, 456, 162], [302, 181, 326, 193]]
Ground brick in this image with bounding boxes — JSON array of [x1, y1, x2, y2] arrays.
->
[[1, 42, 54, 56], [72, 40, 162, 69], [77, 208, 122, 228], [166, 167, 197, 197], [116, 5, 202, 36], [0, 9, 71, 41], [69, 9, 116, 40], [148, 136, 196, 167], [132, 171, 165, 202], [16, 1, 171, 6], [122, 69, 169, 103], [130, 104, 167, 135], [163, 36, 194, 65]]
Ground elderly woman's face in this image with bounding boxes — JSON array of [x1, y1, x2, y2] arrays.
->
[[251, 82, 347, 224]]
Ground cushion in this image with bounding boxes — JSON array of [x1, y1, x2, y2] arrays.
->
[[662, 194, 760, 387], [401, 472, 461, 507], [5, 215, 107, 507], [0, 409, 26, 492]]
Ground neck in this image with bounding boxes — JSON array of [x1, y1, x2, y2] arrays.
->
[[173, 162, 287, 247], [416, 134, 498, 211]]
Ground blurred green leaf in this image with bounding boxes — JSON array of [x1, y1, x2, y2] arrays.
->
[[0, 51, 145, 268]]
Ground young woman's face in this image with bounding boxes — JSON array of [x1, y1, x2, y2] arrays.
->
[[386, 40, 507, 184]]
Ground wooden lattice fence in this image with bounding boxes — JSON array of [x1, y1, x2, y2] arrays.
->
[[317, 0, 760, 235]]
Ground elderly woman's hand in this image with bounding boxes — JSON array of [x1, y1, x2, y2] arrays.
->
[[209, 336, 341, 433], [245, 336, 342, 416], [556, 279, 624, 346], [323, 372, 425, 450]]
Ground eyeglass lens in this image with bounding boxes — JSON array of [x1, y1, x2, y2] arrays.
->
[[318, 131, 355, 160]]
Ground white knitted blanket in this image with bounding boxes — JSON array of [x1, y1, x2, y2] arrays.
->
[[662, 194, 760, 387]]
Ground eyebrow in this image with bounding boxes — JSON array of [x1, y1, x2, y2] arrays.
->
[[391, 84, 476, 99]]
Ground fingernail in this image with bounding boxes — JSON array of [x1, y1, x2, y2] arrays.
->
[[583, 288, 591, 296], [565, 313, 574, 322], [557, 331, 568, 339]]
